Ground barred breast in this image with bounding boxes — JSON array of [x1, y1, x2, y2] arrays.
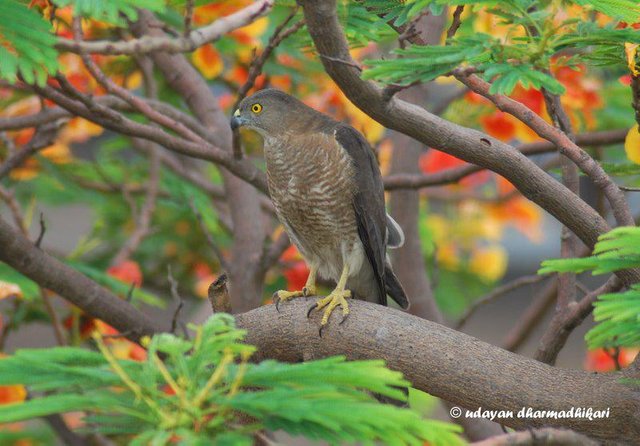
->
[[263, 130, 359, 276]]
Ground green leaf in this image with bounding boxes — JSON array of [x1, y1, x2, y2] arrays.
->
[[0, 394, 115, 423], [570, 0, 640, 23], [51, 0, 166, 25], [0, 0, 59, 85], [539, 226, 640, 349]]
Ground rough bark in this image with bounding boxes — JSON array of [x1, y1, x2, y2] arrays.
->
[[237, 298, 640, 444], [2, 215, 638, 443], [0, 217, 162, 342]]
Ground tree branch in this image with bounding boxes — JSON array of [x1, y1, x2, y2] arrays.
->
[[299, 0, 640, 285], [470, 427, 599, 446], [55, 0, 274, 55], [0, 216, 162, 343], [2, 211, 639, 442], [383, 128, 629, 190], [534, 276, 622, 365], [236, 298, 640, 444], [454, 71, 634, 229]]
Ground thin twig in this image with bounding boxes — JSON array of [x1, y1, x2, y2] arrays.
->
[[454, 70, 635, 229], [470, 427, 599, 446], [189, 200, 230, 271], [446, 5, 465, 40], [167, 265, 185, 334], [456, 275, 548, 329], [260, 231, 291, 273], [0, 185, 28, 236], [502, 279, 558, 352], [35, 212, 46, 249], [534, 276, 622, 365], [383, 128, 629, 190], [183, 0, 195, 37], [40, 289, 66, 345], [110, 139, 161, 266], [55, 0, 274, 55], [0, 121, 63, 180]]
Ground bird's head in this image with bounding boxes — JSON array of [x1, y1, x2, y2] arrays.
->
[[230, 89, 323, 137]]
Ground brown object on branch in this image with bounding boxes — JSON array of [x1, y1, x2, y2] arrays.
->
[[236, 298, 640, 444], [208, 273, 232, 313], [470, 427, 599, 446], [1, 215, 638, 442], [0, 216, 162, 343], [55, 0, 274, 55]]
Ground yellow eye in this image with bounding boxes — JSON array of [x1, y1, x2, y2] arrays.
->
[[251, 103, 263, 113]]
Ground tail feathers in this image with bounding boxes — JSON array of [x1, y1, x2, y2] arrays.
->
[[384, 264, 409, 309], [386, 214, 405, 249]]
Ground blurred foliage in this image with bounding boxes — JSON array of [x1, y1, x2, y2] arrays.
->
[[0, 314, 463, 445], [0, 0, 640, 441], [540, 227, 640, 349]]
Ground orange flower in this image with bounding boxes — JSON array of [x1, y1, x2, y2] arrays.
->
[[487, 178, 542, 242], [585, 348, 639, 372], [107, 260, 143, 287], [192, 45, 224, 79], [419, 150, 489, 186], [94, 321, 147, 361], [283, 261, 309, 291], [481, 111, 516, 141], [469, 245, 508, 282], [0, 356, 26, 406], [0, 281, 22, 300], [0, 384, 26, 406], [280, 245, 309, 291], [193, 262, 216, 299]]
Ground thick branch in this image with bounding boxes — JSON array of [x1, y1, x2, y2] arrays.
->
[[0, 216, 162, 343], [383, 128, 629, 190], [300, 0, 640, 284], [470, 428, 598, 446], [455, 71, 634, 228], [2, 214, 638, 442], [236, 298, 640, 444]]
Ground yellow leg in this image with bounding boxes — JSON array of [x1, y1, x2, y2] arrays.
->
[[308, 263, 351, 330], [273, 264, 317, 311]]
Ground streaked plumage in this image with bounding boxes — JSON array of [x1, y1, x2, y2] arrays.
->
[[231, 89, 409, 323]]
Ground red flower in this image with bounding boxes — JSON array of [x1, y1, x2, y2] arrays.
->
[[107, 260, 143, 287], [480, 111, 516, 141]]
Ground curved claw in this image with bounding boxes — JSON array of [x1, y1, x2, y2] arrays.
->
[[339, 311, 350, 325], [274, 293, 281, 313], [307, 302, 319, 318]]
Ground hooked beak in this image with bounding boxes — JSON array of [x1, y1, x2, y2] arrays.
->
[[230, 109, 246, 130]]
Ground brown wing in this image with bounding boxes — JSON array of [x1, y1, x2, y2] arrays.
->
[[334, 124, 388, 305]]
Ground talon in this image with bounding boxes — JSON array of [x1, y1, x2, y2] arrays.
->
[[307, 303, 318, 318], [310, 289, 351, 330], [272, 289, 306, 311]]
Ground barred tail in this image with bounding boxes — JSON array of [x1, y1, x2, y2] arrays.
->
[[384, 264, 409, 309]]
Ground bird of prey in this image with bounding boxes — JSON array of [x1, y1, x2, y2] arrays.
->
[[231, 89, 409, 329]]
